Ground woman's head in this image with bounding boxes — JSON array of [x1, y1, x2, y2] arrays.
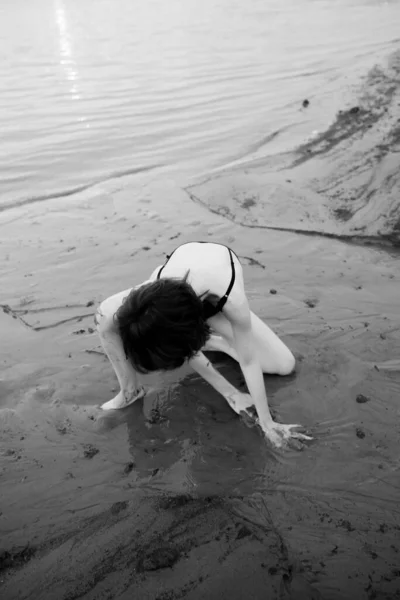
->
[[115, 277, 211, 373]]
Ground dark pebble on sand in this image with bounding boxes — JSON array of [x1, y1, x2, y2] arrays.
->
[[302, 99, 310, 108], [0, 545, 36, 572], [83, 444, 99, 459], [110, 501, 128, 515], [147, 408, 167, 425], [380, 333, 386, 339], [236, 524, 252, 540], [151, 468, 159, 477], [338, 519, 355, 532], [356, 394, 370, 404], [73, 329, 86, 335], [86, 300, 95, 307], [356, 428, 366, 439], [269, 289, 277, 294], [349, 106, 360, 114], [138, 546, 180, 572], [124, 461, 135, 474], [87, 327, 94, 334], [305, 299, 317, 308]]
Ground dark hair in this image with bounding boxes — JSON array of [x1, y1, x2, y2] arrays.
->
[[115, 277, 211, 373]]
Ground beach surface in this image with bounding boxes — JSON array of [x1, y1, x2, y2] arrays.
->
[[1, 56, 400, 600]]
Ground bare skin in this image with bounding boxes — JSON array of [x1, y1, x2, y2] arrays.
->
[[95, 242, 311, 448]]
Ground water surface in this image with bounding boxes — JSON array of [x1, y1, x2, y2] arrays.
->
[[1, 0, 400, 206]]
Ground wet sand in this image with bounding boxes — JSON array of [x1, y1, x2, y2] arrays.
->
[[1, 57, 400, 600], [189, 51, 400, 246]]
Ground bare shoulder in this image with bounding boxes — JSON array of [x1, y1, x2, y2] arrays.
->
[[169, 243, 246, 297], [188, 244, 250, 325], [96, 288, 132, 331], [95, 264, 163, 332]]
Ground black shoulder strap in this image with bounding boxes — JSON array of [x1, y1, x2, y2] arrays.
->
[[157, 249, 176, 279], [214, 248, 236, 312]]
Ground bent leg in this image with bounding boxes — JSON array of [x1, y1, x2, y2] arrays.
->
[[250, 312, 295, 375], [208, 311, 295, 376]]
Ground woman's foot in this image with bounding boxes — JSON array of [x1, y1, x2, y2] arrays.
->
[[101, 387, 145, 410]]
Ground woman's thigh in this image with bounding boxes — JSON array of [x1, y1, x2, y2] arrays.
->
[[208, 311, 295, 375]]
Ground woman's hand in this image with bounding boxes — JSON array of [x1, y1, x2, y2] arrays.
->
[[261, 421, 312, 448], [227, 393, 312, 446]]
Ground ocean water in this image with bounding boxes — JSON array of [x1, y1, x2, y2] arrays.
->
[[0, 0, 399, 207]]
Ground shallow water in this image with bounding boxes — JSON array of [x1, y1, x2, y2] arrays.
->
[[1, 0, 400, 206]]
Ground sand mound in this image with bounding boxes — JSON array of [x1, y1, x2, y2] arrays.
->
[[187, 50, 400, 246]]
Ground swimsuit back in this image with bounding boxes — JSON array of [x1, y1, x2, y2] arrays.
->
[[156, 242, 236, 319]]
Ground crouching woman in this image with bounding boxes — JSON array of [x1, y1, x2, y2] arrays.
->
[[95, 241, 310, 448]]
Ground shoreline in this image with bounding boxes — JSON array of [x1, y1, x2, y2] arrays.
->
[[187, 50, 400, 248]]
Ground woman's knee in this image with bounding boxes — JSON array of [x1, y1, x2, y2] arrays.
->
[[276, 350, 296, 376]]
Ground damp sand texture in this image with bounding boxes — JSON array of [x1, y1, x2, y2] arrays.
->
[[1, 163, 400, 600]]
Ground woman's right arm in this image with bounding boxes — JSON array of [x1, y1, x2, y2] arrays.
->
[[96, 289, 145, 409], [95, 265, 163, 409]]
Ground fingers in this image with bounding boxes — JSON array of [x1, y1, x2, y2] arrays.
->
[[273, 425, 313, 445], [292, 432, 313, 441], [288, 425, 313, 441]]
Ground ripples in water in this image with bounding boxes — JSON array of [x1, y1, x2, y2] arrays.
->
[[0, 0, 400, 206]]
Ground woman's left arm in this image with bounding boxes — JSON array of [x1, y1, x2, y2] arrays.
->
[[224, 294, 311, 447], [224, 296, 275, 431]]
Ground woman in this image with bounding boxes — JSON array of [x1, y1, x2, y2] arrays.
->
[[95, 241, 311, 448]]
